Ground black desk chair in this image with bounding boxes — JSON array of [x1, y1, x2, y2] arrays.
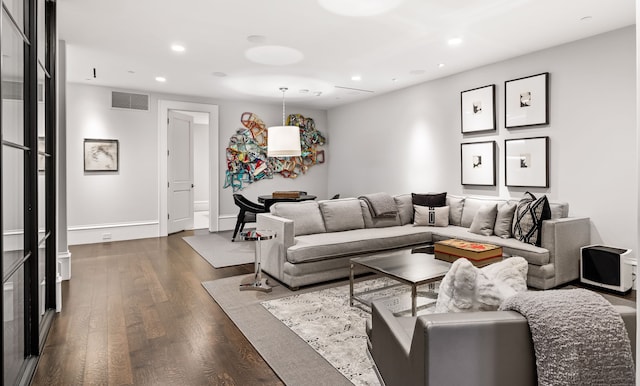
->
[[232, 194, 268, 242]]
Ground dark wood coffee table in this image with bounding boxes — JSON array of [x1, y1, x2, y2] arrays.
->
[[349, 249, 451, 316]]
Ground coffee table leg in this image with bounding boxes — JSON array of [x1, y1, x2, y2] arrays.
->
[[349, 262, 354, 307], [411, 285, 417, 316]]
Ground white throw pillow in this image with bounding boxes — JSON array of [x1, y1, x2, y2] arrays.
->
[[413, 205, 449, 227], [434, 256, 528, 313], [468, 203, 498, 236]]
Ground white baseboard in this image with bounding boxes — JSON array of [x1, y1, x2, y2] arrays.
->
[[58, 251, 72, 281], [68, 221, 160, 245], [194, 200, 209, 212]]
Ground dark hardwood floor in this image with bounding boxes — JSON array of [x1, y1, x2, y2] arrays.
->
[[30, 231, 284, 386]]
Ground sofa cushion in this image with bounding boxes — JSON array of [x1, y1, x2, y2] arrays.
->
[[394, 194, 413, 225], [428, 225, 550, 266], [434, 256, 528, 313], [549, 202, 569, 219], [270, 201, 326, 236], [461, 197, 504, 228], [361, 200, 401, 228], [319, 198, 365, 232], [468, 204, 498, 236], [414, 205, 449, 227], [513, 192, 551, 247], [446, 195, 465, 226], [494, 202, 517, 238], [287, 225, 432, 263]]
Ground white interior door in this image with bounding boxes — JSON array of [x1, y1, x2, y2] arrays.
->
[[168, 110, 194, 234]]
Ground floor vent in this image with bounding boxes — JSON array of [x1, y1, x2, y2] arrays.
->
[[111, 91, 149, 111]]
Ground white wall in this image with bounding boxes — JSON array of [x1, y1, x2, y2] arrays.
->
[[66, 84, 329, 244], [328, 27, 638, 254]]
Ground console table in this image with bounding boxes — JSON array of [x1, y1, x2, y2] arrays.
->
[[258, 194, 317, 209]]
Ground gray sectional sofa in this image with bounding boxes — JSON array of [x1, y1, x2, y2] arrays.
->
[[256, 194, 590, 290]]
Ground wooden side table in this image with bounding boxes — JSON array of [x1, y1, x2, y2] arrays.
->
[[239, 230, 276, 292]]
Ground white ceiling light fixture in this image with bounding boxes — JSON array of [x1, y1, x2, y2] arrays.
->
[[318, 0, 403, 17], [155, 76, 166, 82], [171, 44, 185, 52], [448, 37, 463, 46], [245, 45, 304, 66], [351, 75, 362, 81], [267, 87, 301, 157]]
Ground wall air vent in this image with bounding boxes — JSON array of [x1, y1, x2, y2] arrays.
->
[[111, 91, 149, 111]]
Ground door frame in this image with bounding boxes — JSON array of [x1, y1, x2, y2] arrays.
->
[[158, 100, 219, 236]]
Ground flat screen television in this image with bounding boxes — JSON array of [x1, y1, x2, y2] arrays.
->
[[580, 245, 633, 293]]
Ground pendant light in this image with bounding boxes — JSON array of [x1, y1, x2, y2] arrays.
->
[[267, 87, 302, 157]]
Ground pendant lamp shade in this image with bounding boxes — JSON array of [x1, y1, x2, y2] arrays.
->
[[267, 87, 302, 157], [267, 125, 301, 157]]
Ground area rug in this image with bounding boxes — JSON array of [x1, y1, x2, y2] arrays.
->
[[202, 275, 438, 386], [183, 229, 254, 267]]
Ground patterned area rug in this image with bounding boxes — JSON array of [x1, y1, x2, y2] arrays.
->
[[261, 278, 440, 386]]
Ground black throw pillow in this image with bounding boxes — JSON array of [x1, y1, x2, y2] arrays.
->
[[512, 192, 551, 247], [412, 192, 447, 207]]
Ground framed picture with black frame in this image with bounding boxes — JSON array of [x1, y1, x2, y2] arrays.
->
[[505, 72, 549, 128], [84, 139, 119, 172], [460, 141, 496, 186], [505, 136, 549, 187], [460, 84, 496, 133]]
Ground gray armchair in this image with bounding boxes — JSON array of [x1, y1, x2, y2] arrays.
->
[[367, 300, 636, 386]]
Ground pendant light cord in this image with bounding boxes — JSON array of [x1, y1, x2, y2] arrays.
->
[[280, 87, 288, 126]]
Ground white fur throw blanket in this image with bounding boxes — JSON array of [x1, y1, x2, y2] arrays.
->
[[500, 289, 635, 386], [434, 256, 528, 313]]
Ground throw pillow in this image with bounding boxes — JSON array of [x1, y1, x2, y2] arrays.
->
[[468, 204, 498, 236], [494, 202, 517, 238], [319, 198, 365, 232], [512, 192, 551, 247], [413, 205, 449, 227], [434, 256, 528, 313], [446, 195, 465, 226], [411, 192, 447, 207]]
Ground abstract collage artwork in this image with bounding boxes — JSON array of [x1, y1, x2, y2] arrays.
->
[[224, 112, 326, 191]]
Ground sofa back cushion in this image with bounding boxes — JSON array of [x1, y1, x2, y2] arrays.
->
[[360, 200, 401, 228], [446, 195, 466, 226], [271, 201, 326, 236], [461, 197, 505, 228], [548, 202, 569, 219], [394, 194, 413, 225], [319, 198, 365, 232]]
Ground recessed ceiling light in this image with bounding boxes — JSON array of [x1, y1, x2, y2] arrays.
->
[[318, 0, 403, 17], [447, 37, 463, 46], [438, 63, 445, 68], [155, 76, 166, 82], [351, 75, 361, 81], [171, 44, 185, 52], [247, 35, 267, 43], [212, 72, 227, 77]]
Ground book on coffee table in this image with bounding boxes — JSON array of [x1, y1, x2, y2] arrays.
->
[[434, 239, 503, 267]]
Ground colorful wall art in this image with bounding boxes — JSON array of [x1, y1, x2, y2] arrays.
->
[[224, 112, 326, 191]]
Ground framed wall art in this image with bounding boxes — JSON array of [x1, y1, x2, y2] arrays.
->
[[505, 136, 549, 187], [84, 139, 119, 172], [460, 141, 496, 186], [460, 84, 496, 133], [505, 72, 549, 128]]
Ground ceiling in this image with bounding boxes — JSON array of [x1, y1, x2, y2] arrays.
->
[[58, 0, 635, 110]]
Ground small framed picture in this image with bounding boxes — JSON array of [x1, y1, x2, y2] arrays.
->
[[505, 137, 549, 187], [460, 141, 496, 186], [460, 84, 496, 133], [84, 139, 119, 172], [505, 73, 549, 128]]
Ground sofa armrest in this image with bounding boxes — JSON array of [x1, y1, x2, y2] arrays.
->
[[370, 300, 414, 385], [256, 213, 294, 283], [409, 311, 537, 386], [541, 217, 590, 286]]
